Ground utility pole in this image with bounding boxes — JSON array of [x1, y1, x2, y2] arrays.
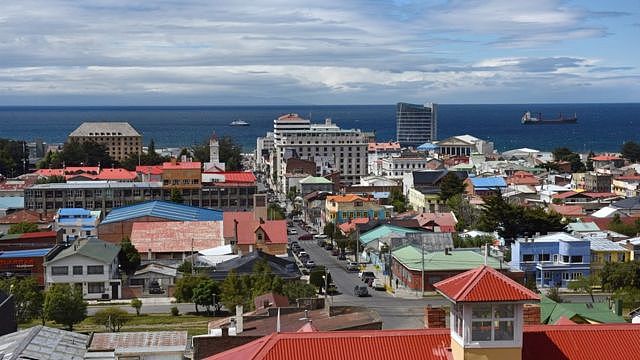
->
[[191, 237, 195, 275], [355, 226, 360, 266], [421, 236, 425, 297]]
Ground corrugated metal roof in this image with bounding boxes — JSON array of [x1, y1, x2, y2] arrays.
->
[[588, 238, 628, 252], [359, 225, 420, 245], [0, 196, 24, 210], [130, 221, 224, 253], [0, 248, 52, 258], [0, 325, 89, 360], [89, 331, 187, 352], [392, 246, 502, 272], [46, 237, 119, 265], [57, 208, 91, 217], [469, 176, 507, 188], [434, 265, 539, 302], [101, 200, 222, 224]]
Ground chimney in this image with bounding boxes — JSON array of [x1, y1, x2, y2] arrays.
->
[[235, 305, 244, 334], [424, 305, 446, 329], [170, 157, 177, 165], [148, 248, 152, 261], [259, 217, 265, 224], [523, 304, 541, 325]]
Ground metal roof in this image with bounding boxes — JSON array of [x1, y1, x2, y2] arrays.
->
[[29, 181, 163, 190], [299, 176, 332, 184], [101, 200, 222, 224], [0, 325, 89, 360], [0, 248, 52, 258], [0, 197, 24, 210], [46, 237, 119, 265], [392, 246, 502, 272], [359, 225, 420, 245], [588, 238, 628, 252], [57, 208, 91, 217], [88, 331, 188, 353], [468, 176, 507, 188]]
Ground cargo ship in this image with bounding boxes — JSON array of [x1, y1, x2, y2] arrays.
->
[[521, 111, 577, 125]]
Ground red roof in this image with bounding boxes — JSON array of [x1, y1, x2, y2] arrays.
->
[[34, 169, 64, 177], [550, 204, 585, 217], [130, 221, 224, 253], [203, 171, 257, 183], [552, 191, 583, 199], [591, 155, 621, 161], [584, 215, 640, 230], [207, 324, 640, 360], [136, 165, 164, 175], [0, 210, 54, 224], [434, 265, 539, 302], [97, 168, 138, 180], [507, 171, 540, 186], [338, 217, 370, 234], [162, 161, 201, 170], [223, 212, 287, 245], [414, 212, 457, 233]]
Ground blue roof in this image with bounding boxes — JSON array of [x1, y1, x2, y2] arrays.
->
[[469, 177, 507, 188], [417, 142, 438, 151], [372, 192, 390, 199], [101, 201, 223, 225], [0, 248, 52, 258], [0, 197, 24, 210], [57, 208, 91, 217]]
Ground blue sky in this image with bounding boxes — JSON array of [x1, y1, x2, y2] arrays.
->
[[0, 0, 638, 105]]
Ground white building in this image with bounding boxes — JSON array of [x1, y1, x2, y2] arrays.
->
[[368, 142, 402, 175], [381, 156, 430, 177], [256, 131, 275, 172], [44, 237, 121, 300], [54, 208, 100, 243], [204, 134, 225, 172], [436, 134, 494, 157], [272, 115, 368, 188]]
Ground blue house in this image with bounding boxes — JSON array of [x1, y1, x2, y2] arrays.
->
[[510, 233, 591, 288], [465, 176, 507, 197]]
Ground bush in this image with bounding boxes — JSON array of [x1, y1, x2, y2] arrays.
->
[[130, 298, 142, 316], [171, 306, 180, 316], [93, 307, 130, 332]]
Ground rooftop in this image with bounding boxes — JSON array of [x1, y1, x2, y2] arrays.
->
[[0, 248, 53, 258], [46, 237, 120, 265], [162, 161, 201, 170], [298, 176, 333, 185], [468, 176, 507, 188], [88, 331, 187, 353], [69, 122, 141, 137], [392, 246, 503, 272], [0, 325, 89, 359], [222, 212, 287, 245], [359, 224, 421, 245], [130, 221, 224, 253], [101, 201, 222, 225], [588, 238, 628, 252]]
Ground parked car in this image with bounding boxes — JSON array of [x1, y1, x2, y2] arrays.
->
[[354, 285, 369, 297], [298, 251, 309, 259], [149, 281, 164, 294], [337, 253, 347, 261], [331, 248, 340, 256], [305, 260, 316, 268], [290, 240, 299, 248], [346, 262, 359, 271], [361, 271, 375, 283], [324, 243, 334, 251], [288, 228, 298, 235], [372, 278, 386, 291]]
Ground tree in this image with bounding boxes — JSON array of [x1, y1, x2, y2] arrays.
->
[[546, 286, 563, 303], [35, 175, 66, 184], [118, 239, 141, 275], [220, 270, 249, 310], [439, 172, 467, 201], [43, 284, 87, 330], [8, 222, 40, 234], [267, 203, 285, 220], [0, 277, 44, 323], [567, 275, 597, 302], [309, 266, 332, 293], [601, 261, 640, 291], [218, 136, 243, 171], [446, 194, 480, 231], [452, 234, 494, 248], [281, 281, 317, 302], [585, 151, 595, 171], [174, 275, 206, 303], [389, 188, 407, 213], [37, 150, 62, 169], [0, 138, 28, 177], [622, 141, 640, 163], [170, 187, 183, 203], [192, 278, 220, 314], [552, 147, 585, 172], [130, 298, 142, 316], [120, 139, 169, 170], [93, 307, 130, 332], [323, 223, 336, 242], [608, 214, 640, 237], [177, 261, 193, 275]]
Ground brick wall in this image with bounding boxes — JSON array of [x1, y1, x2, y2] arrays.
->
[[424, 306, 447, 329], [193, 333, 263, 360], [121, 286, 143, 299], [523, 304, 541, 325]]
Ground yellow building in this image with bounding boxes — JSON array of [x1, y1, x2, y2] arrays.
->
[[161, 160, 202, 190], [408, 187, 445, 213], [68, 122, 142, 162], [590, 238, 630, 279], [324, 194, 388, 224]]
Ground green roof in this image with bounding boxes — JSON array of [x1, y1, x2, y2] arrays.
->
[[299, 176, 333, 184], [359, 225, 420, 245], [391, 245, 503, 271], [566, 222, 600, 232], [47, 237, 120, 264], [541, 295, 626, 324]]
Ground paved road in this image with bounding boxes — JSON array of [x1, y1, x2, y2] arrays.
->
[[289, 223, 447, 329]]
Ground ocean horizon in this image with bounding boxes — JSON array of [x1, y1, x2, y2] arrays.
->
[[0, 103, 638, 153]]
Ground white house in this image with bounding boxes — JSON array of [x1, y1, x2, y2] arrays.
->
[[44, 237, 121, 300], [54, 208, 100, 243]]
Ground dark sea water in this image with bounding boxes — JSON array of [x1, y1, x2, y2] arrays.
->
[[0, 104, 637, 152]]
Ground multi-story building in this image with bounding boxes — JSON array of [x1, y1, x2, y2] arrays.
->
[[368, 142, 401, 175], [273, 115, 368, 189], [54, 208, 100, 242], [162, 160, 201, 190], [396, 102, 437, 147], [584, 172, 613, 193], [256, 132, 275, 172], [381, 156, 430, 177], [510, 233, 591, 288], [589, 237, 629, 279], [44, 236, 121, 300], [612, 173, 640, 197], [68, 122, 142, 162], [324, 194, 389, 224]]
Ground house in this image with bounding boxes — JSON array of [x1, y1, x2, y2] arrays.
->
[[136, 165, 163, 182], [44, 237, 121, 300], [0, 325, 89, 359], [507, 171, 540, 186], [87, 331, 188, 360], [413, 212, 458, 233], [391, 246, 508, 292], [404, 170, 468, 212], [161, 159, 202, 190], [0, 209, 54, 235], [0, 290, 17, 336], [510, 233, 591, 288], [208, 265, 640, 360], [565, 222, 600, 235], [54, 208, 100, 242], [612, 173, 640, 197], [0, 247, 55, 286], [324, 194, 388, 224], [588, 237, 630, 279], [200, 171, 258, 211], [0, 230, 61, 252], [209, 250, 300, 282], [223, 212, 288, 256], [540, 295, 625, 324], [359, 224, 422, 251], [298, 176, 333, 196], [464, 176, 507, 197], [302, 191, 330, 230], [129, 263, 178, 291], [608, 196, 640, 216], [584, 172, 613, 192], [591, 155, 625, 172], [97, 201, 223, 244]]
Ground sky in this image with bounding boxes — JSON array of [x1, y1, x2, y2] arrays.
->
[[0, 0, 638, 105]]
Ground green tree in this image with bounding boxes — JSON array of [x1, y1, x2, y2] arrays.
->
[[601, 261, 640, 291], [192, 278, 220, 314], [567, 275, 597, 302], [267, 203, 285, 220], [323, 223, 336, 242], [281, 281, 317, 302], [439, 172, 467, 201], [309, 266, 332, 293], [220, 270, 249, 310], [446, 194, 480, 231], [390, 188, 407, 213], [585, 151, 595, 171], [37, 150, 63, 169], [0, 139, 28, 177], [120, 139, 169, 170], [177, 261, 193, 275], [118, 239, 141, 275], [218, 136, 243, 171], [0, 277, 44, 323], [93, 307, 130, 332], [552, 147, 585, 172], [174, 275, 206, 303], [607, 214, 640, 237], [170, 187, 183, 203], [43, 284, 87, 330], [130, 298, 142, 316], [8, 222, 40, 234], [622, 141, 640, 163]]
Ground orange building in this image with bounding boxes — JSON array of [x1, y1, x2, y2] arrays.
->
[[161, 160, 202, 190]]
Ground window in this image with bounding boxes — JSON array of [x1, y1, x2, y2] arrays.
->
[[562, 255, 570, 263], [87, 282, 105, 294], [543, 271, 551, 280], [562, 272, 570, 280], [570, 256, 582, 263], [471, 304, 514, 342], [539, 254, 550, 262], [618, 253, 626, 262], [87, 265, 104, 275], [73, 266, 83, 275], [522, 254, 534, 262], [571, 272, 583, 280], [51, 266, 68, 276]]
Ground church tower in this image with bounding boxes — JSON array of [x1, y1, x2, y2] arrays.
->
[[210, 133, 219, 164]]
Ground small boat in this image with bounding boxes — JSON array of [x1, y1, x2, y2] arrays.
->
[[521, 111, 577, 125], [230, 119, 250, 126]]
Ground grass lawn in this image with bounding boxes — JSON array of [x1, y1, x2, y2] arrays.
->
[[20, 313, 219, 337]]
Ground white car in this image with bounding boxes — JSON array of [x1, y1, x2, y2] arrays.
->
[[288, 229, 298, 235], [372, 278, 386, 291]]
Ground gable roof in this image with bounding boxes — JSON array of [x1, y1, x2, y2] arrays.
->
[[210, 251, 300, 281], [299, 176, 332, 185], [89, 331, 188, 353], [541, 296, 625, 324], [46, 237, 120, 264], [611, 196, 640, 210], [101, 201, 222, 225], [0, 209, 54, 224], [359, 224, 421, 245], [326, 194, 371, 203], [223, 212, 287, 245], [434, 265, 539, 302]]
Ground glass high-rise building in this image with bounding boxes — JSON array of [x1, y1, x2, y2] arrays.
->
[[396, 102, 437, 147]]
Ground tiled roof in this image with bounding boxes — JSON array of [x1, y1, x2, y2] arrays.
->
[[162, 161, 201, 170], [0, 210, 54, 224], [223, 212, 287, 245], [338, 217, 370, 234], [220, 171, 257, 183], [434, 265, 539, 302], [95, 168, 138, 180], [46, 237, 120, 265], [277, 113, 307, 121], [413, 212, 457, 232], [591, 155, 622, 161], [130, 221, 224, 253], [101, 201, 222, 224], [0, 231, 58, 241], [89, 331, 187, 352], [550, 204, 585, 217]]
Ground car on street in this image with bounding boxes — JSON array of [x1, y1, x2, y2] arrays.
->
[[288, 228, 298, 235], [346, 261, 359, 271], [290, 241, 299, 248], [354, 285, 369, 297], [372, 278, 386, 291], [361, 271, 375, 283], [331, 248, 340, 256], [337, 253, 347, 260], [305, 260, 316, 268], [324, 243, 333, 250]]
